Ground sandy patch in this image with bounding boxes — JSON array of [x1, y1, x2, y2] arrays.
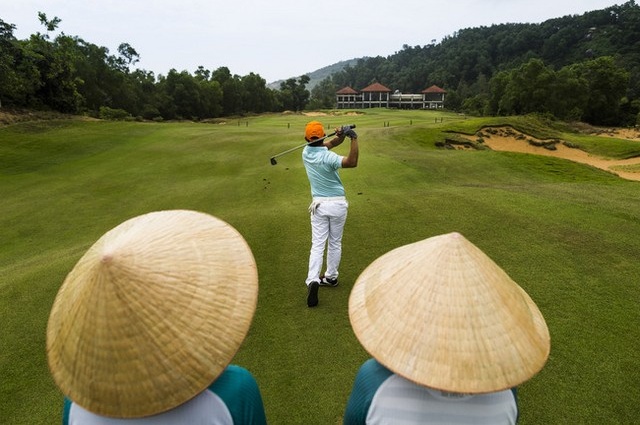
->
[[584, 127, 640, 140], [302, 111, 364, 117], [462, 127, 640, 182]]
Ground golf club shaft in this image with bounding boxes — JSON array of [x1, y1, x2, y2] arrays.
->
[[271, 140, 316, 160], [270, 124, 355, 165]]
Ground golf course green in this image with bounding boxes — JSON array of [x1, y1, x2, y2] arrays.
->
[[1, 109, 639, 424]]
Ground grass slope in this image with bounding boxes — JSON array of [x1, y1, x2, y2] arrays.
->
[[1, 110, 639, 424]]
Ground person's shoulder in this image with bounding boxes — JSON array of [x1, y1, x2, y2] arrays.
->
[[219, 364, 254, 380], [357, 359, 394, 383], [208, 364, 261, 398], [209, 365, 267, 424]]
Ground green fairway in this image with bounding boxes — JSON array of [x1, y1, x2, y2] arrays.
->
[[1, 110, 639, 424]]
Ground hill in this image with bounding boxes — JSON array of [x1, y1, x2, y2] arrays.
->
[[329, 1, 639, 92], [267, 57, 363, 90], [273, 1, 639, 119]]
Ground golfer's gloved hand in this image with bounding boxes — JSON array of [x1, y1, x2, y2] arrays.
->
[[344, 128, 357, 139]]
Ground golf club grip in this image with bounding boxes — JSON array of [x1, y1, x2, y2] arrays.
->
[[328, 124, 356, 138], [270, 124, 357, 165], [340, 124, 356, 132]]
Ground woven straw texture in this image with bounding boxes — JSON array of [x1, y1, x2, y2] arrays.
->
[[46, 210, 258, 418], [349, 232, 550, 394]]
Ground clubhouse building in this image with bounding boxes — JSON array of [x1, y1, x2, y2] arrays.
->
[[336, 83, 446, 110]]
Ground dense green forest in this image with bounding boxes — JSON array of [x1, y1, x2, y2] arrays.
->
[[1, 1, 639, 125], [0, 13, 311, 120], [323, 1, 640, 126]]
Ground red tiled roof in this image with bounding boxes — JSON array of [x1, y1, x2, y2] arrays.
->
[[422, 85, 446, 94], [361, 83, 391, 92], [336, 86, 359, 94]]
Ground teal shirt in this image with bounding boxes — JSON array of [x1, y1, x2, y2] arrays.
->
[[302, 146, 345, 197], [210, 365, 267, 424]]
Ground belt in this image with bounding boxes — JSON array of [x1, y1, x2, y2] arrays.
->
[[309, 196, 346, 215], [312, 196, 346, 202]]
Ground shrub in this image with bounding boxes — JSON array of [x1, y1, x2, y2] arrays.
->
[[99, 106, 131, 121]]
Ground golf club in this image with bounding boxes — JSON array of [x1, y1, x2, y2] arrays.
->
[[270, 124, 356, 165]]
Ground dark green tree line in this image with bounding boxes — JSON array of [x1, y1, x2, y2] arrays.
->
[[320, 1, 640, 125], [0, 13, 299, 120], [3, 2, 640, 124]]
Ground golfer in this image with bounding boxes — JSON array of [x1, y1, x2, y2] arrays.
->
[[302, 120, 359, 307], [46, 210, 267, 424], [344, 232, 551, 424]]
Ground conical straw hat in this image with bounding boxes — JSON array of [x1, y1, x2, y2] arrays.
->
[[349, 232, 550, 394], [46, 210, 259, 418]]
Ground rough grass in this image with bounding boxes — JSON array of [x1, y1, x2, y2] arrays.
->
[[1, 110, 639, 424]]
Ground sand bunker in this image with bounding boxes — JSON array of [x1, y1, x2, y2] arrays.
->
[[302, 111, 363, 117], [460, 127, 640, 182]]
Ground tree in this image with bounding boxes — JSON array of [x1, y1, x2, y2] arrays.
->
[[24, 14, 83, 112], [0, 19, 19, 107], [212, 67, 244, 115], [198, 78, 223, 118], [241, 72, 273, 113], [278, 76, 310, 111], [308, 77, 337, 109], [570, 56, 630, 125], [37, 12, 60, 33], [114, 43, 140, 72], [129, 69, 162, 119], [500, 59, 556, 115], [548, 66, 589, 121], [487, 70, 511, 116], [194, 66, 211, 81], [163, 69, 207, 119], [71, 39, 110, 111]]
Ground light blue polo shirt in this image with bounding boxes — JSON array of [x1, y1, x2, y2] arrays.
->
[[302, 146, 345, 198]]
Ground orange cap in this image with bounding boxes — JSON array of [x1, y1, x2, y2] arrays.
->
[[305, 121, 326, 141]]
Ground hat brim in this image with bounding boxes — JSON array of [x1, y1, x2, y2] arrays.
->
[[47, 210, 259, 417], [348, 232, 550, 394]]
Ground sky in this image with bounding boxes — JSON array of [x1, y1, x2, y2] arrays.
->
[[1, 0, 623, 84]]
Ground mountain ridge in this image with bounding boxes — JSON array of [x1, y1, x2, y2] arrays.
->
[[267, 57, 364, 90]]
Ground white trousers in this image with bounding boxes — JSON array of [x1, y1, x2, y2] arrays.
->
[[306, 198, 349, 285]]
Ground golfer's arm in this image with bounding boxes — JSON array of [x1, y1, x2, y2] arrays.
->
[[325, 135, 346, 150], [342, 137, 359, 168]]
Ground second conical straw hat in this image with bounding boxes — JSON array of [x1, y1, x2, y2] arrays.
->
[[349, 232, 550, 394], [46, 210, 258, 418]]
